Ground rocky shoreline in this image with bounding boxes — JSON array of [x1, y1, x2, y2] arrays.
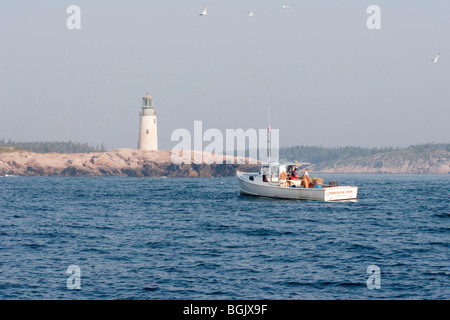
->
[[0, 149, 260, 177], [0, 147, 448, 177]]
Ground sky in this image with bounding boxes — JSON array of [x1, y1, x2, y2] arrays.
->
[[0, 0, 449, 150]]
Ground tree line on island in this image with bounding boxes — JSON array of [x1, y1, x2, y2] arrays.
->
[[279, 143, 449, 164], [0, 138, 448, 164], [0, 138, 106, 154]]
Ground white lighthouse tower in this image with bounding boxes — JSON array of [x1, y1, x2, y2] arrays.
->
[[138, 92, 158, 150]]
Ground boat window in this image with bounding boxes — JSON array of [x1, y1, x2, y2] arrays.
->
[[261, 166, 270, 175], [270, 166, 279, 183]]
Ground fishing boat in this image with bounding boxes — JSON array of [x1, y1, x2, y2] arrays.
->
[[236, 162, 358, 201], [237, 110, 358, 201]]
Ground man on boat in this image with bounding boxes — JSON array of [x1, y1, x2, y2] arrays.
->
[[302, 169, 310, 188], [291, 168, 299, 180]]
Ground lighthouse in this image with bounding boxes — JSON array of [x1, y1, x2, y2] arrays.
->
[[138, 92, 158, 150]]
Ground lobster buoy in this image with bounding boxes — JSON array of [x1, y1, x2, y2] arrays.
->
[[280, 171, 287, 180]]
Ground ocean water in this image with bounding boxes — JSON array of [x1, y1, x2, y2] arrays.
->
[[0, 174, 448, 300]]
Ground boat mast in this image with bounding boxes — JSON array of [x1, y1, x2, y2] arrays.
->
[[268, 106, 271, 166], [267, 106, 273, 183]]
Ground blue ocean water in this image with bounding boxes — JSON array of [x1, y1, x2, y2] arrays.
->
[[0, 174, 448, 300]]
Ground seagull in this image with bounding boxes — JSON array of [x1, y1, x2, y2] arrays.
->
[[282, 5, 290, 9], [431, 53, 440, 63], [200, 6, 208, 16], [248, 11, 255, 17]]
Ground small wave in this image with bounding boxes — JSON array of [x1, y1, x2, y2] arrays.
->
[[285, 280, 365, 289], [144, 241, 172, 249], [194, 262, 222, 269], [434, 212, 450, 218], [80, 247, 109, 254], [336, 282, 365, 288], [205, 290, 229, 296], [143, 286, 159, 292], [347, 243, 378, 251], [23, 242, 46, 249], [238, 227, 295, 237], [424, 271, 450, 277]]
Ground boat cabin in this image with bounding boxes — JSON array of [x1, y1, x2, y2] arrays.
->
[[256, 162, 310, 186]]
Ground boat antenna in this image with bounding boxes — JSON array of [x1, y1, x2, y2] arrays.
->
[[268, 106, 271, 165]]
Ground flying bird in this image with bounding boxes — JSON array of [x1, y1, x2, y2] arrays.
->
[[200, 6, 208, 16], [431, 53, 440, 63], [248, 11, 255, 17], [282, 6, 290, 9]]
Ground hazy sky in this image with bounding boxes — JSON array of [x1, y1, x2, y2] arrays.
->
[[0, 1, 449, 150]]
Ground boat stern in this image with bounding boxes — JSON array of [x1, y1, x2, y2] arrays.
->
[[324, 186, 358, 201]]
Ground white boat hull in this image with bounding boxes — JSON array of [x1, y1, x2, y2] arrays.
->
[[237, 171, 357, 201]]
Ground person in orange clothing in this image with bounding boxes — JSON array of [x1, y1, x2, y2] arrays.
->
[[302, 169, 310, 188], [291, 168, 299, 180]]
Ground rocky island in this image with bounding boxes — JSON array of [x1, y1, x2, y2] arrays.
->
[[0, 144, 448, 177], [0, 148, 260, 177]]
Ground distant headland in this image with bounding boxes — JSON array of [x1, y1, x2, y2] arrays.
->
[[283, 144, 449, 174]]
